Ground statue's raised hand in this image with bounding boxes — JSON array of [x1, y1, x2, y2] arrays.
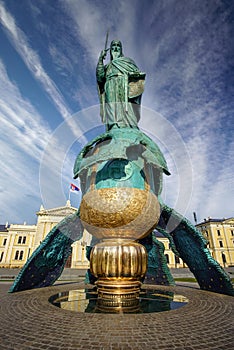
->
[[100, 49, 109, 61]]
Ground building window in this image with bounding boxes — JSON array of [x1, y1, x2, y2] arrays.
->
[[14, 250, 24, 260], [18, 236, 22, 244], [22, 236, 26, 244], [175, 255, 180, 264], [222, 253, 226, 266], [3, 238, 7, 246], [219, 241, 223, 248], [231, 230, 234, 236], [0, 252, 4, 262], [217, 230, 221, 236], [165, 254, 169, 264]]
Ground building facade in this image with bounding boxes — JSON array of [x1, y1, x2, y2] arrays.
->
[[1, 207, 233, 269], [155, 232, 185, 268], [196, 217, 234, 267], [0, 223, 37, 268], [0, 201, 92, 269], [0, 224, 10, 265]]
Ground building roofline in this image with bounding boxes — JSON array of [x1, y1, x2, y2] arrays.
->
[[36, 201, 77, 216], [196, 217, 234, 225]]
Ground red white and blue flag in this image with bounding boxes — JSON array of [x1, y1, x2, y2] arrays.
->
[[70, 183, 80, 192]]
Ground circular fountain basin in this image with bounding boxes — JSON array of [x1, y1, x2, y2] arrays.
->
[[49, 287, 188, 314]]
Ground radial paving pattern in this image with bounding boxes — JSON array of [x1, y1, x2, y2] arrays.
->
[[0, 282, 233, 350]]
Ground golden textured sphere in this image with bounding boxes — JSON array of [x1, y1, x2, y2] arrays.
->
[[79, 187, 160, 240]]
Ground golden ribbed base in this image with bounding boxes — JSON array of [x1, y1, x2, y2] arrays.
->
[[90, 240, 147, 312]]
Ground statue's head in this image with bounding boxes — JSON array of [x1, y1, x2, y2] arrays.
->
[[110, 40, 123, 60]]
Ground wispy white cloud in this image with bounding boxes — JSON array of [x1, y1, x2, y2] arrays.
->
[[136, 2, 234, 222], [60, 0, 146, 110], [63, 0, 139, 64], [0, 1, 81, 134], [0, 59, 78, 222], [0, 60, 50, 159], [0, 59, 50, 222], [196, 138, 234, 220], [48, 44, 74, 77]]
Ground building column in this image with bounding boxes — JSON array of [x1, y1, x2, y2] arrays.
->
[[4, 232, 15, 267]]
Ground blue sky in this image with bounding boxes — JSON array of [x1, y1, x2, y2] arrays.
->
[[0, 0, 233, 225]]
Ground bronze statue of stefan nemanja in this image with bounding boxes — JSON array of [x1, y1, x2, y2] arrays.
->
[[10, 38, 234, 307]]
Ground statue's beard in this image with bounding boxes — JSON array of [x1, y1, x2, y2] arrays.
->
[[111, 51, 121, 60]]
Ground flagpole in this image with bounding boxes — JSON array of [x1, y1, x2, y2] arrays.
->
[[68, 187, 71, 202]]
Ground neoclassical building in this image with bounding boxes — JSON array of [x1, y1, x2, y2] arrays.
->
[[0, 223, 37, 268], [195, 217, 234, 267], [0, 205, 233, 269], [0, 201, 92, 269]]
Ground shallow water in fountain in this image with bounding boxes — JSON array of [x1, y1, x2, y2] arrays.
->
[[49, 287, 188, 314]]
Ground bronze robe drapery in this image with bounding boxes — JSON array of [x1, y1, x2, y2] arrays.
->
[[96, 56, 145, 130]]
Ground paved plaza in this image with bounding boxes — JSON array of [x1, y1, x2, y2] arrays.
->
[[0, 277, 233, 350]]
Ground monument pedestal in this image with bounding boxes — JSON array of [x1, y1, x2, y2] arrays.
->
[[90, 240, 147, 312]]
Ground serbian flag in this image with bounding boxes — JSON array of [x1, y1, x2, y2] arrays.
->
[[70, 183, 80, 192]]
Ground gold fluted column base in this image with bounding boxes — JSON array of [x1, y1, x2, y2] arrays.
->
[[90, 240, 147, 313]]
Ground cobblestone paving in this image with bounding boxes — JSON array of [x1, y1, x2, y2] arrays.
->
[[0, 282, 233, 350]]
